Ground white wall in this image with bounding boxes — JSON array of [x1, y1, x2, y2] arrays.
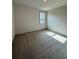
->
[[14, 4, 45, 34], [12, 5, 15, 41], [47, 5, 67, 36]]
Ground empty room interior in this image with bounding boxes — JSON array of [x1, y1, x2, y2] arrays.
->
[[12, 0, 67, 59]]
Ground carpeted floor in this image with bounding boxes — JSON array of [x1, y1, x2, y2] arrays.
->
[[12, 30, 67, 59]]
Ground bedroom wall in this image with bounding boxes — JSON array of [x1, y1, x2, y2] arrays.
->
[[14, 4, 45, 34], [47, 5, 67, 36], [12, 5, 15, 41]]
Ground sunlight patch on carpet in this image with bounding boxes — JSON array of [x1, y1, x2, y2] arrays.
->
[[46, 31, 67, 43]]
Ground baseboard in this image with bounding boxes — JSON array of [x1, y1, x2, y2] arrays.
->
[[15, 29, 46, 36], [14, 28, 67, 39]]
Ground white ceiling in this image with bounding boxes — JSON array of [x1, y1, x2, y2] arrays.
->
[[13, 0, 67, 10]]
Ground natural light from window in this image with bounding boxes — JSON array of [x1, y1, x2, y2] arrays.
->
[[40, 12, 46, 24], [46, 31, 67, 43], [46, 32, 56, 36]]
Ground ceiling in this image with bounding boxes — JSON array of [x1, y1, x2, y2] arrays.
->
[[13, 0, 67, 10]]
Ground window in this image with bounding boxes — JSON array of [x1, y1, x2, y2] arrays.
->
[[40, 12, 46, 24]]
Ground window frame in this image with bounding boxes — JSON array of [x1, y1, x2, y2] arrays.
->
[[39, 11, 46, 24]]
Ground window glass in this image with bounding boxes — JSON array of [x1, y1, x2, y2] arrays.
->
[[40, 12, 46, 24]]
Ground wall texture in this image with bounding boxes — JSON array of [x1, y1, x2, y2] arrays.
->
[[14, 5, 45, 34], [47, 5, 67, 36], [12, 5, 15, 41]]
